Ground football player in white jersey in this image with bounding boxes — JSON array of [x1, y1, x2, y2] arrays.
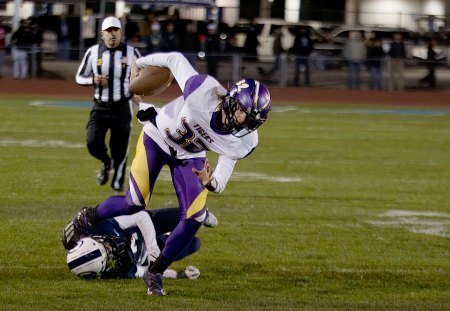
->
[[71, 52, 271, 296]]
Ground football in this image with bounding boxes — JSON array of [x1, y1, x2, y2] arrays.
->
[[129, 66, 174, 96]]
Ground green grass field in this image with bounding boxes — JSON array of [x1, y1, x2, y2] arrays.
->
[[0, 96, 449, 310]]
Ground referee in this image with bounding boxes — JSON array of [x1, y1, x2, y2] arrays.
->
[[76, 16, 141, 191]]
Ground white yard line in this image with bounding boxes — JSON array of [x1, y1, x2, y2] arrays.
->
[[156, 167, 301, 183], [0, 138, 84, 148], [367, 209, 450, 237]]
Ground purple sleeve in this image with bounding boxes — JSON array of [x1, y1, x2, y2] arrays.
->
[[183, 74, 208, 99]]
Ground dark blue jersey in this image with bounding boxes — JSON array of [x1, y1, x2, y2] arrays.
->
[[86, 208, 200, 278]]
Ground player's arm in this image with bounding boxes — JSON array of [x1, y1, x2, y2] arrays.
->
[[193, 133, 258, 193], [128, 47, 142, 90], [114, 211, 161, 263], [75, 47, 95, 85], [133, 52, 198, 92], [193, 155, 237, 193]]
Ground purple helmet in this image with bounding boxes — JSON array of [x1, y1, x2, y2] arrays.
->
[[222, 79, 271, 137]]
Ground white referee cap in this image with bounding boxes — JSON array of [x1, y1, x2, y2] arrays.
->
[[102, 16, 121, 31]]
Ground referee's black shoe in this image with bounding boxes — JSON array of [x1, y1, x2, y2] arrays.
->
[[112, 182, 124, 192], [96, 161, 111, 186]]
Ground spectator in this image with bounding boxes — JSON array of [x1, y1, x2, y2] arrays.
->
[[387, 32, 407, 91], [123, 15, 146, 53], [57, 13, 72, 60], [123, 14, 140, 44], [447, 41, 450, 68], [29, 18, 44, 77], [365, 31, 385, 90], [167, 8, 183, 35], [291, 26, 314, 86], [241, 18, 260, 72], [0, 22, 6, 78], [419, 39, 438, 88], [139, 12, 156, 39], [203, 22, 221, 76], [258, 27, 284, 79], [143, 21, 162, 54], [11, 19, 34, 79], [180, 21, 199, 67], [161, 21, 181, 52], [82, 8, 97, 48], [343, 30, 367, 90]]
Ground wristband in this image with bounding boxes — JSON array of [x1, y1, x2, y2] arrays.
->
[[205, 178, 218, 192]]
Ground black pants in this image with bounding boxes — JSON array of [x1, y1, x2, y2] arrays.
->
[[420, 65, 436, 88], [86, 102, 132, 188], [294, 56, 311, 86]]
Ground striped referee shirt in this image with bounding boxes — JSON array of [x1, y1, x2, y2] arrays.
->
[[75, 43, 141, 103]]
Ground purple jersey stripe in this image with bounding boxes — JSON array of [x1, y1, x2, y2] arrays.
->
[[183, 74, 208, 99]]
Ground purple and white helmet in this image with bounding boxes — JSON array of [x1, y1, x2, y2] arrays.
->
[[222, 79, 271, 137]]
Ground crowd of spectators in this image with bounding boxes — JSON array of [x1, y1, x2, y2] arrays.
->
[[0, 11, 447, 90], [122, 14, 321, 87], [120, 14, 446, 90], [341, 30, 442, 90]]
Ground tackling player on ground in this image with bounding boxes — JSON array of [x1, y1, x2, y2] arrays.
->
[[71, 52, 271, 296], [63, 207, 217, 279]]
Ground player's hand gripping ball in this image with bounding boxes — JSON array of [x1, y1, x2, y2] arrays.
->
[[129, 63, 174, 96]]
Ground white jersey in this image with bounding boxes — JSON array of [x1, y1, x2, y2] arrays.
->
[[135, 52, 259, 192], [114, 211, 160, 268]]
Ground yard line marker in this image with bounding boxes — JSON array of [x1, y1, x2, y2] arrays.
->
[[367, 209, 450, 237]]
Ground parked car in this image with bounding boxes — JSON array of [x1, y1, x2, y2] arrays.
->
[[410, 32, 448, 63], [310, 25, 415, 69], [229, 18, 327, 62]]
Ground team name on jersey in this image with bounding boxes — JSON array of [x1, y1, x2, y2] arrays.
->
[[193, 124, 214, 143]]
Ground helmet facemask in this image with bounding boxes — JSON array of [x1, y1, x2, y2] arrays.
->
[[221, 96, 243, 134]]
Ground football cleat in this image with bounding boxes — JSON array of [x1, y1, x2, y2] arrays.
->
[[144, 271, 166, 296], [177, 265, 200, 280], [73, 207, 94, 236], [62, 220, 78, 250], [203, 210, 218, 228], [111, 181, 124, 192], [162, 269, 178, 279], [96, 161, 111, 186]]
